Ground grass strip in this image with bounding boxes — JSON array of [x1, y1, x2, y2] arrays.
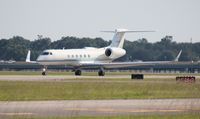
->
[[0, 80, 199, 101]]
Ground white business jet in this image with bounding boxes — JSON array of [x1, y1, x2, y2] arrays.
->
[[26, 29, 182, 76]]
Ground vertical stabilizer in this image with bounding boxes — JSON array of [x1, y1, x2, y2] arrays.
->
[[110, 29, 126, 48]]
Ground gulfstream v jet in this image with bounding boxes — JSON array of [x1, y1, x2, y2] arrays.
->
[[26, 29, 182, 76]]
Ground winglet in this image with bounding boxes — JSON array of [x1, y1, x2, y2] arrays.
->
[[26, 50, 31, 62], [174, 50, 182, 62]]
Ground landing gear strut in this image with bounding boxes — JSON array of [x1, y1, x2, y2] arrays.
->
[[75, 69, 82, 76], [42, 66, 47, 76], [98, 68, 105, 76]]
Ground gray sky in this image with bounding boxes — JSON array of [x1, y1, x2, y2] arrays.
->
[[0, 0, 199, 42]]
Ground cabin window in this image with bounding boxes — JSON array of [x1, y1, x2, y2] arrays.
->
[[67, 55, 70, 58], [80, 55, 82, 58], [76, 55, 78, 58], [88, 54, 90, 58], [50, 52, 53, 55], [84, 54, 86, 58], [72, 55, 74, 58], [41, 52, 49, 55]]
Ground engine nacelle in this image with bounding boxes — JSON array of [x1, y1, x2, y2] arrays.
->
[[105, 47, 126, 59]]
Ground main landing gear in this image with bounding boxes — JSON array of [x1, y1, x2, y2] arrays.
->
[[74, 68, 105, 76], [42, 66, 47, 76], [98, 68, 105, 76], [41, 66, 105, 76], [75, 69, 82, 76]]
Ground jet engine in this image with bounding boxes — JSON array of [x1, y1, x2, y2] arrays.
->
[[105, 47, 126, 59]]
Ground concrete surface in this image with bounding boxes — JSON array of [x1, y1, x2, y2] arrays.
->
[[0, 99, 200, 117]]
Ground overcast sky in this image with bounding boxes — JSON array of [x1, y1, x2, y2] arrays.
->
[[0, 0, 199, 42]]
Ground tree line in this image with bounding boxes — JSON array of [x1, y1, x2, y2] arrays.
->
[[0, 35, 199, 62]]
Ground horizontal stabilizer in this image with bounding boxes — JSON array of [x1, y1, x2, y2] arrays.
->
[[101, 29, 155, 33], [102, 29, 155, 48]]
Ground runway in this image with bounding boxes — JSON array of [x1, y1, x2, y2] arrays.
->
[[0, 75, 199, 81], [0, 99, 200, 117], [0, 75, 130, 81]]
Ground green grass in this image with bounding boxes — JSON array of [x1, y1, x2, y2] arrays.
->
[[0, 79, 199, 101], [6, 113, 200, 119]]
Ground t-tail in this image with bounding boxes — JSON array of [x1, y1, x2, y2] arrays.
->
[[102, 29, 155, 48]]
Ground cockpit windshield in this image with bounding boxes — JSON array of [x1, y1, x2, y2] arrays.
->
[[41, 52, 52, 55]]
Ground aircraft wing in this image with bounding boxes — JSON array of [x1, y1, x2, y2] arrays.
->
[[80, 61, 175, 69], [80, 50, 182, 69]]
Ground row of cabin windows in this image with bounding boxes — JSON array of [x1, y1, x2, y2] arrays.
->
[[41, 52, 91, 58], [67, 54, 91, 58]]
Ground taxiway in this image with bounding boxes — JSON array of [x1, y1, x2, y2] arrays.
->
[[0, 99, 200, 117], [0, 75, 198, 81]]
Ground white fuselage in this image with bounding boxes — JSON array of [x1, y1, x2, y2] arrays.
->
[[35, 29, 133, 66], [36, 47, 126, 66]]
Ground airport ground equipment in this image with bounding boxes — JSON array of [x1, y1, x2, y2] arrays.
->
[[131, 74, 144, 80], [176, 76, 195, 83]]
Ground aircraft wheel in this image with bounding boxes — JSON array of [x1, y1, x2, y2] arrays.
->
[[75, 70, 81, 76], [98, 69, 105, 76], [42, 72, 46, 76], [42, 66, 47, 76]]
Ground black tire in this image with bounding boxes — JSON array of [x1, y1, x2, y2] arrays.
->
[[98, 70, 105, 76], [75, 70, 81, 76], [42, 72, 46, 76]]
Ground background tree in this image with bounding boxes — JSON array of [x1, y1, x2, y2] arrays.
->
[[0, 35, 200, 61]]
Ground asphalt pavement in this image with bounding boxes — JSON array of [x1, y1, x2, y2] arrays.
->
[[0, 99, 200, 117]]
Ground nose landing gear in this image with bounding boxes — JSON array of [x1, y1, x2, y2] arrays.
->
[[42, 66, 47, 76]]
